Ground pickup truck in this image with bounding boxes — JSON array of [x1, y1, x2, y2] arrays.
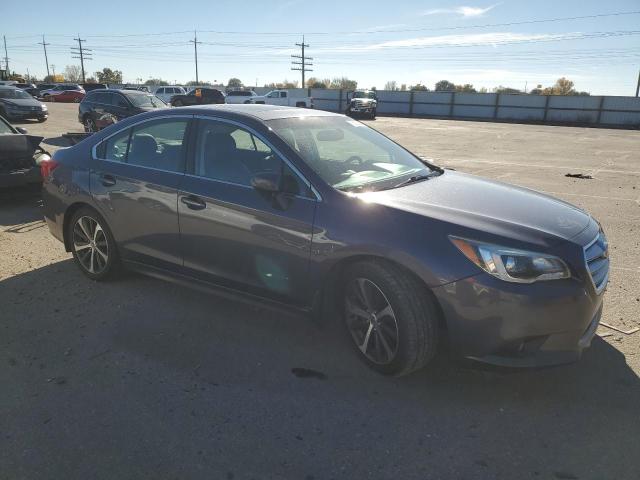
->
[[249, 90, 313, 108]]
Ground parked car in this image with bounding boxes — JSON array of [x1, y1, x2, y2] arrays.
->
[[225, 90, 258, 104], [346, 90, 378, 119], [42, 104, 608, 376], [0, 115, 51, 189], [171, 88, 225, 106], [78, 89, 167, 132], [36, 83, 57, 93], [152, 86, 186, 103], [40, 84, 85, 99], [10, 83, 40, 98], [49, 89, 85, 103], [249, 89, 313, 108], [0, 86, 48, 122], [81, 83, 108, 92], [0, 80, 18, 86], [122, 86, 149, 92]]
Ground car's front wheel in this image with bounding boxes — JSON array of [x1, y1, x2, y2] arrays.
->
[[68, 207, 120, 281], [342, 260, 439, 376]]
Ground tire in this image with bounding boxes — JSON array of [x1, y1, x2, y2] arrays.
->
[[341, 260, 439, 376], [296, 102, 306, 108], [73, 97, 81, 103], [173, 100, 183, 107], [37, 117, 47, 123], [370, 108, 377, 120], [83, 116, 97, 133], [68, 207, 121, 281]]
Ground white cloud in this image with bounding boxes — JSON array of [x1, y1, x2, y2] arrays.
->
[[325, 32, 561, 53], [422, 4, 498, 17]]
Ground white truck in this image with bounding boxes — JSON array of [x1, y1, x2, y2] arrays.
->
[[249, 89, 313, 108]]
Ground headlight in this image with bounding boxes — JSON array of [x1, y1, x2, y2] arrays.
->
[[449, 236, 570, 283], [41, 104, 48, 110]]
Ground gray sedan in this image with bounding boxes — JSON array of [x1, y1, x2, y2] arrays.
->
[[0, 86, 48, 122], [41, 105, 608, 375]]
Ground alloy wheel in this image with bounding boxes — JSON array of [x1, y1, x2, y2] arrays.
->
[[72, 216, 109, 274], [344, 278, 399, 365]]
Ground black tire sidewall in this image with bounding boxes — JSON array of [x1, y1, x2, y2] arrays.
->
[[68, 207, 119, 281], [341, 261, 437, 375]]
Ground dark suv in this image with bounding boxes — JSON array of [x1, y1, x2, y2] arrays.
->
[[78, 89, 167, 132], [171, 88, 225, 107]]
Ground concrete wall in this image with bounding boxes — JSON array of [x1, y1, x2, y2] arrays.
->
[[302, 89, 640, 128]]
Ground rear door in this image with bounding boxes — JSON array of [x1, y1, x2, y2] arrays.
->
[[90, 116, 192, 270], [178, 117, 318, 306]]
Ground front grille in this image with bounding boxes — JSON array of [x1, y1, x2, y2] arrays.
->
[[584, 231, 609, 294]]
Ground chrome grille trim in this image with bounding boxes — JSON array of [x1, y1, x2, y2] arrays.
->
[[583, 231, 609, 294]]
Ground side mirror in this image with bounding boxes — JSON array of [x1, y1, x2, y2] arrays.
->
[[16, 127, 28, 134], [251, 172, 280, 193]]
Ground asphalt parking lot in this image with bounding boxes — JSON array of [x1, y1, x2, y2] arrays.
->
[[1, 103, 639, 480]]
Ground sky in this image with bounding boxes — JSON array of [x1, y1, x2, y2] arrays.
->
[[1, 0, 639, 95]]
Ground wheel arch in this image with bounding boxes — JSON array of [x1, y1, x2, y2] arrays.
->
[[315, 254, 447, 332], [62, 202, 107, 252]]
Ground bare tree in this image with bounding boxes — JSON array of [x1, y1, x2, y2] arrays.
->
[[64, 65, 82, 82]]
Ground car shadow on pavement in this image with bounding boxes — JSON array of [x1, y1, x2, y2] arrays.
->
[[0, 187, 44, 227], [1, 260, 639, 479]]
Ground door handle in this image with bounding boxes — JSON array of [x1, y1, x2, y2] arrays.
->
[[100, 174, 116, 187], [180, 195, 206, 210]]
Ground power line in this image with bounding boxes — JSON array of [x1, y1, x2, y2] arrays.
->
[[291, 35, 312, 87], [38, 35, 50, 77], [5, 10, 638, 39]]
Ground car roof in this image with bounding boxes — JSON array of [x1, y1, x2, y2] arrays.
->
[[186, 104, 339, 121]]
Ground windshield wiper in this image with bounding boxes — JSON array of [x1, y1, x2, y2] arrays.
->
[[392, 172, 437, 189]]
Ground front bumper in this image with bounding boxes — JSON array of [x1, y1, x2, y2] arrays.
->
[[5, 110, 48, 120], [432, 272, 605, 367]]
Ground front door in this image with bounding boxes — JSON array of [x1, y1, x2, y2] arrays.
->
[[90, 116, 191, 270], [178, 118, 318, 307]]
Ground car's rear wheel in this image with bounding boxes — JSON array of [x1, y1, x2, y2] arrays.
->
[[68, 207, 120, 281], [173, 100, 183, 107], [73, 97, 81, 103], [342, 260, 439, 376], [84, 117, 97, 133]]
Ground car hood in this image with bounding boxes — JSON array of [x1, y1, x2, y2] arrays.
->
[[359, 170, 591, 244], [1, 98, 42, 107]]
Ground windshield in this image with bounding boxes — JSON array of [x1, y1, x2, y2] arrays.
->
[[127, 94, 166, 107], [353, 91, 375, 99], [0, 89, 32, 100], [268, 116, 436, 192]]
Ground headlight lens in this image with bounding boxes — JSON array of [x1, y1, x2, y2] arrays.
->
[[41, 104, 47, 110], [449, 236, 570, 283]]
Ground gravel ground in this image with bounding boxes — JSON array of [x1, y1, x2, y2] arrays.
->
[[1, 103, 639, 480]]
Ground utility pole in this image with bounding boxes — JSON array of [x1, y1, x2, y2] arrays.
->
[[3, 35, 9, 74], [189, 30, 201, 85], [636, 69, 640, 97], [71, 35, 92, 83], [291, 35, 313, 88], [39, 35, 51, 78]]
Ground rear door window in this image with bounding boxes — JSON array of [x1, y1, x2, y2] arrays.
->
[[100, 128, 132, 162], [127, 119, 189, 172]]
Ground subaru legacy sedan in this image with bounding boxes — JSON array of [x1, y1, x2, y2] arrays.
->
[[41, 105, 608, 375]]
